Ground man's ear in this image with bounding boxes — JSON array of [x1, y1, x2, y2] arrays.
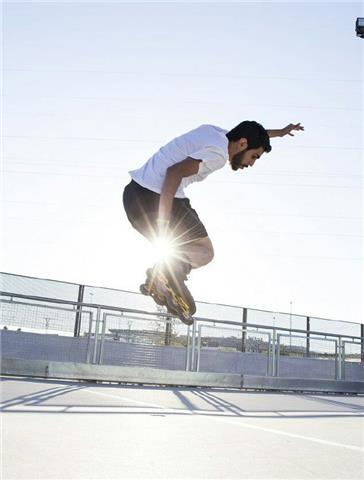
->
[[239, 138, 248, 150]]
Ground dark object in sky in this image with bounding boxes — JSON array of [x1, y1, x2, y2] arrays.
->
[[356, 18, 364, 38]]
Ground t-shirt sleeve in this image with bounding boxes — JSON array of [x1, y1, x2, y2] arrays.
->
[[189, 145, 226, 172]]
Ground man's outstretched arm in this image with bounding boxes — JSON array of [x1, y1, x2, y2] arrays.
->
[[267, 123, 304, 138]]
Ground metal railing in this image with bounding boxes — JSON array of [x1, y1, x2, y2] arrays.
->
[[1, 271, 362, 342], [276, 334, 339, 378], [1, 291, 363, 381], [196, 324, 272, 375], [342, 339, 363, 380]]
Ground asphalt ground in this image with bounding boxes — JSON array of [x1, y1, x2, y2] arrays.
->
[[1, 376, 363, 479]]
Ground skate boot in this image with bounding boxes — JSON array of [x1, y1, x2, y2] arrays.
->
[[140, 267, 176, 311], [140, 260, 196, 325], [162, 259, 196, 315]]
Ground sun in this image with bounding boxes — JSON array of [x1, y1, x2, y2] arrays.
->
[[151, 236, 176, 263]]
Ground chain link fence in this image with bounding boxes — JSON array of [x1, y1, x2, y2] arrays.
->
[[1, 272, 363, 380]]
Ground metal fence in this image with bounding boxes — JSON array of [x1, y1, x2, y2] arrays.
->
[[1, 272, 363, 381]]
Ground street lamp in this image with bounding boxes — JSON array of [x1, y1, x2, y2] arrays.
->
[[356, 18, 364, 38]]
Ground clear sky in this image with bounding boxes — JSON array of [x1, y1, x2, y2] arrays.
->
[[1, 1, 363, 324]]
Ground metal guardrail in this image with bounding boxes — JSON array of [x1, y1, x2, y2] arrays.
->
[[342, 339, 362, 380], [1, 297, 96, 363], [2, 271, 363, 339], [1, 291, 362, 340], [1, 291, 363, 381], [276, 334, 339, 379], [196, 324, 271, 375]]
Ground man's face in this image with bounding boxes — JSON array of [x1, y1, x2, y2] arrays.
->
[[230, 146, 265, 171]]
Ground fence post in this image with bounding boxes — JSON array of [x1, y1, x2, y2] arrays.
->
[[86, 312, 94, 364], [92, 307, 102, 364], [185, 324, 191, 371], [335, 339, 340, 380], [164, 317, 172, 345], [337, 337, 343, 380], [272, 329, 277, 376], [74, 284, 84, 337], [196, 324, 202, 372], [191, 321, 197, 371], [306, 316, 310, 358], [98, 313, 107, 365], [242, 308, 248, 352]]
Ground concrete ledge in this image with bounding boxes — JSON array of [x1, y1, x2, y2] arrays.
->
[[1, 358, 50, 378], [1, 357, 364, 393], [0, 357, 241, 388], [242, 375, 364, 394]]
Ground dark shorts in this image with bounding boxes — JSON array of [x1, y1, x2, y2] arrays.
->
[[123, 180, 208, 247]]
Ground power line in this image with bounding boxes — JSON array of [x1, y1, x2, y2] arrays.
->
[[4, 135, 363, 151], [3, 200, 361, 221], [217, 228, 362, 238], [2, 94, 362, 112], [3, 215, 361, 238], [4, 68, 362, 83], [3, 158, 363, 179], [1, 223, 361, 262], [209, 179, 361, 189], [3, 170, 362, 189], [4, 135, 158, 143], [224, 211, 362, 221]]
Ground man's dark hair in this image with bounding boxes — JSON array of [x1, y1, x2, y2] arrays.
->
[[226, 121, 272, 153]]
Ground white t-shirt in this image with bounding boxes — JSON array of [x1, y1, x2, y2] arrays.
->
[[129, 124, 229, 198]]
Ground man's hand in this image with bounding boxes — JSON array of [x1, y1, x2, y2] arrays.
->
[[154, 218, 176, 262], [267, 123, 304, 138], [280, 123, 304, 137]]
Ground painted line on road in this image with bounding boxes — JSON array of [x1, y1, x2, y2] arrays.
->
[[86, 388, 364, 453], [4, 385, 362, 453], [2, 403, 364, 420], [211, 416, 364, 453], [87, 388, 169, 409], [85, 388, 364, 417]]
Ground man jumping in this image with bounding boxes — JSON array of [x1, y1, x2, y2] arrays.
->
[[123, 120, 304, 323]]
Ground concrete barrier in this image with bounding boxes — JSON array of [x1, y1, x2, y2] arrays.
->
[[241, 375, 364, 394], [3, 330, 364, 381], [0, 357, 241, 388], [2, 357, 364, 393]]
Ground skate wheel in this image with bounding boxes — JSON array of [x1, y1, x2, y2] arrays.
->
[[179, 313, 194, 326], [139, 284, 149, 295], [165, 303, 179, 316], [151, 292, 167, 307], [189, 302, 196, 316]]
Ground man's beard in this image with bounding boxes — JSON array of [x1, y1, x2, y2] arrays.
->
[[230, 151, 246, 171]]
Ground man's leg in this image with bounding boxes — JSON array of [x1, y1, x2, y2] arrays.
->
[[177, 236, 214, 269]]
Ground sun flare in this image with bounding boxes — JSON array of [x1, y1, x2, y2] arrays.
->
[[151, 236, 176, 263]]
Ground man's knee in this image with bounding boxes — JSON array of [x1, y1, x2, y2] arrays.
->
[[204, 240, 214, 264], [187, 236, 214, 268]]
